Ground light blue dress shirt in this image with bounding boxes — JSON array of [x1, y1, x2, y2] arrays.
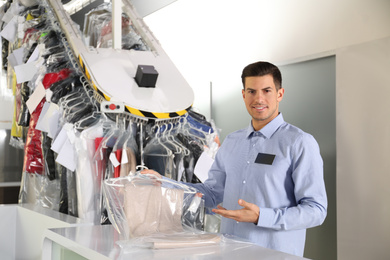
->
[[190, 113, 327, 256]]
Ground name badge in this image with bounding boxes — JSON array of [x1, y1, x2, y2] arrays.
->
[[255, 153, 275, 165]]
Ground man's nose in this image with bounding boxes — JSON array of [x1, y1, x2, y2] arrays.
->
[[254, 91, 264, 102]]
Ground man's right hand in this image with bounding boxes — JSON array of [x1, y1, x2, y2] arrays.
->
[[140, 169, 162, 179]]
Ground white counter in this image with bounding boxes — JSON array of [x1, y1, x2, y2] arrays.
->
[[0, 204, 309, 259], [0, 204, 91, 260], [42, 224, 310, 260]]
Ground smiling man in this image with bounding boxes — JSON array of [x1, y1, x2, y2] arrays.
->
[[142, 61, 327, 257]]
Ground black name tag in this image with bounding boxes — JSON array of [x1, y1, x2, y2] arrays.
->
[[255, 153, 275, 165]]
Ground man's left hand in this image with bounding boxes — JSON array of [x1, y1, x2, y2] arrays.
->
[[212, 199, 260, 224]]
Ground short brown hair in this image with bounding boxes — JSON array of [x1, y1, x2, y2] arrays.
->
[[241, 61, 282, 90]]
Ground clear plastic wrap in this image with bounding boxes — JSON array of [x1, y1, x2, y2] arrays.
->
[[18, 171, 61, 210], [103, 173, 212, 249], [94, 125, 121, 224], [74, 115, 115, 224]]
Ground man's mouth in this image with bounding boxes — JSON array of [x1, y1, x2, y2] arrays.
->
[[253, 105, 267, 111]]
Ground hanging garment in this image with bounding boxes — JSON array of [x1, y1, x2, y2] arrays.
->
[[49, 75, 83, 104], [66, 169, 78, 217], [58, 164, 68, 214], [23, 99, 45, 174], [176, 133, 204, 183], [42, 132, 56, 180], [94, 127, 123, 225], [119, 147, 137, 177], [74, 118, 115, 224], [17, 82, 30, 127], [143, 128, 176, 179], [113, 149, 122, 178], [23, 68, 72, 175]]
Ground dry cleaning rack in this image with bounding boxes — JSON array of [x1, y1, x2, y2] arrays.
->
[[45, 0, 195, 120]]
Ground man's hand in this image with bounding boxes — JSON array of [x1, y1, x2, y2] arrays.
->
[[212, 199, 260, 224], [140, 169, 162, 179]]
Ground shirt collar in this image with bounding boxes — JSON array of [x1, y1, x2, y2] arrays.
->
[[246, 113, 285, 139]]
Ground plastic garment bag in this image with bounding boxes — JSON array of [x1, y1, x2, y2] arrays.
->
[[158, 123, 191, 182], [143, 126, 175, 180], [94, 125, 123, 224], [83, 3, 112, 47], [103, 174, 221, 250], [119, 135, 138, 177], [23, 68, 72, 176], [103, 174, 202, 238], [17, 82, 30, 127], [49, 75, 83, 104], [53, 85, 98, 217], [74, 115, 115, 223], [110, 120, 138, 178], [57, 87, 94, 126], [176, 132, 203, 183], [82, 2, 149, 51]]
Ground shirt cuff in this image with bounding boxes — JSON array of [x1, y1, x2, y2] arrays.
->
[[257, 207, 275, 228]]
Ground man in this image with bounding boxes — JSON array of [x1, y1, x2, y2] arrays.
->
[[142, 61, 327, 257]]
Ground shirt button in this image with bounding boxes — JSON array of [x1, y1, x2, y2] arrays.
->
[[243, 180, 246, 184], [247, 161, 250, 164], [236, 221, 239, 224]]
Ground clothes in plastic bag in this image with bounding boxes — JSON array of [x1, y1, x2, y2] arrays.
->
[[94, 126, 123, 225], [23, 68, 72, 175], [49, 75, 83, 104], [103, 174, 205, 240], [143, 134, 175, 179], [66, 169, 78, 217], [11, 72, 24, 140], [42, 132, 56, 180], [74, 116, 115, 224], [17, 82, 30, 127], [23, 99, 45, 175], [102, 174, 228, 250]]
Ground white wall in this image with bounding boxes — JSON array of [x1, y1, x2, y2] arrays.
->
[[336, 36, 390, 260]]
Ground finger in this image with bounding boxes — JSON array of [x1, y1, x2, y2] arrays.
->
[[217, 204, 226, 210], [211, 206, 227, 215], [213, 209, 240, 221], [212, 208, 230, 216], [239, 199, 258, 211], [239, 199, 252, 208], [140, 169, 162, 178]]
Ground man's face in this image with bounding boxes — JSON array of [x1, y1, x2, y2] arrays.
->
[[242, 75, 284, 131]]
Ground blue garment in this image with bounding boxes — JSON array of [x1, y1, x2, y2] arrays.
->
[[189, 113, 327, 256]]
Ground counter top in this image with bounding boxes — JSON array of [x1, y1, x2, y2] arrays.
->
[[43, 225, 309, 260]]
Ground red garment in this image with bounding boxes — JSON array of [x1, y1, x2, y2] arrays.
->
[[23, 99, 45, 174], [42, 69, 72, 88], [94, 137, 105, 187], [23, 68, 72, 175]]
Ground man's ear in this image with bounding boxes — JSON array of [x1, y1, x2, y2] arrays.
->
[[277, 88, 285, 101]]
